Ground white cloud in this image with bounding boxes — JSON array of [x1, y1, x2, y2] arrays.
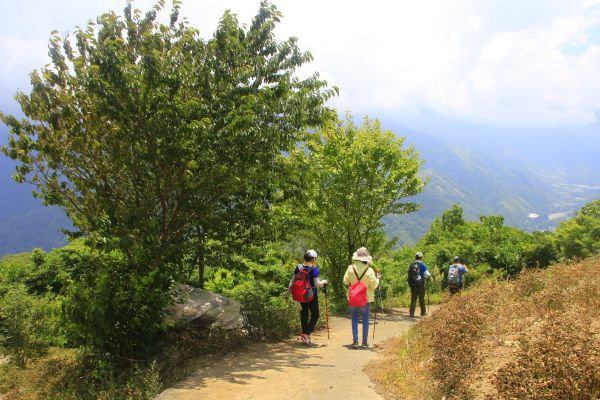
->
[[2, 0, 600, 129]]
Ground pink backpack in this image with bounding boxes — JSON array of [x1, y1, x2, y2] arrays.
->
[[348, 266, 370, 307]]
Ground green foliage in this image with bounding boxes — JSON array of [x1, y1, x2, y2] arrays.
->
[[581, 199, 600, 218], [1, 0, 334, 361], [0, 241, 90, 297], [0, 286, 63, 368], [0, 253, 34, 294], [204, 246, 300, 339], [554, 199, 600, 259], [60, 248, 174, 360], [25, 242, 90, 295], [228, 282, 299, 340], [288, 114, 425, 304], [522, 231, 558, 268], [418, 204, 557, 281]]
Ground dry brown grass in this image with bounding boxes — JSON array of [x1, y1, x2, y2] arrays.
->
[[374, 256, 600, 400]]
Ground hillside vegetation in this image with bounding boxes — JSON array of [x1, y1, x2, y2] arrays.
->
[[373, 256, 600, 399], [1, 1, 600, 399]]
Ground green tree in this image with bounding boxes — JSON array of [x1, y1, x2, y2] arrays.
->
[[1, 1, 335, 359], [554, 199, 600, 259], [289, 114, 425, 302]]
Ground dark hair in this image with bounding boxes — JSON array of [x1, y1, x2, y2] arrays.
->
[[304, 253, 315, 262], [453, 256, 460, 262]]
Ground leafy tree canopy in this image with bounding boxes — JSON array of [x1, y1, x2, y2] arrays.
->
[[554, 199, 600, 259], [0, 0, 336, 358], [288, 114, 425, 301]]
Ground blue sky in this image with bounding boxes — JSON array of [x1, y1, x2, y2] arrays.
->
[[2, 0, 600, 136]]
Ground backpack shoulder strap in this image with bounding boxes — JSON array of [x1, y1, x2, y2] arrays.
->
[[358, 265, 370, 281], [352, 265, 360, 281], [353, 265, 370, 281]]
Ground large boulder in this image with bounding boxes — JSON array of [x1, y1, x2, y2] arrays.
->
[[165, 284, 244, 330]]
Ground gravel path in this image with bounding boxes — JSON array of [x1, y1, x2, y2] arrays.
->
[[157, 307, 426, 400]]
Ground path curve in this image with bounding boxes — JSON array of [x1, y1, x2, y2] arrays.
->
[[157, 307, 426, 400]]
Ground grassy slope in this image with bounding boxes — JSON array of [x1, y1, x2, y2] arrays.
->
[[372, 256, 600, 399]]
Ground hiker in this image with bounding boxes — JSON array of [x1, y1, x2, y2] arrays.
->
[[447, 256, 468, 295], [407, 251, 431, 317], [289, 249, 328, 346], [343, 247, 380, 348]]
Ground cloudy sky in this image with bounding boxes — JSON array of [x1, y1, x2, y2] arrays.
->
[[2, 0, 600, 136]]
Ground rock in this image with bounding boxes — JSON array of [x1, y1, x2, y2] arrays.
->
[[165, 284, 244, 330]]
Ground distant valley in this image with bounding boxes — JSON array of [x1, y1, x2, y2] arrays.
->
[[383, 125, 600, 245], [1, 124, 599, 255]]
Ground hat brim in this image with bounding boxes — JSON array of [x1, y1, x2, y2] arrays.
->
[[352, 255, 372, 263]]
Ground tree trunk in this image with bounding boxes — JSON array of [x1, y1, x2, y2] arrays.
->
[[198, 259, 205, 289]]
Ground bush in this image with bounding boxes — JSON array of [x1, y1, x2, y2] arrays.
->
[[61, 249, 173, 362], [203, 249, 303, 340], [0, 286, 62, 368], [229, 281, 300, 339], [555, 205, 600, 260]]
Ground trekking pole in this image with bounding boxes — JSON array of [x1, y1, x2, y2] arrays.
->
[[378, 283, 385, 325], [324, 284, 330, 339], [373, 295, 377, 340], [427, 279, 430, 314]]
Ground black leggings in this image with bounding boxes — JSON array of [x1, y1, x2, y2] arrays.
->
[[300, 295, 320, 335]]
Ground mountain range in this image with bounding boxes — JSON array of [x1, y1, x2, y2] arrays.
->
[[384, 124, 600, 244], [1, 124, 599, 255]]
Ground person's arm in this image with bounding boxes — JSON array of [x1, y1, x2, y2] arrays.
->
[[463, 264, 469, 273], [343, 266, 352, 286], [313, 277, 328, 287], [312, 268, 328, 288], [369, 268, 379, 290], [422, 263, 431, 279]]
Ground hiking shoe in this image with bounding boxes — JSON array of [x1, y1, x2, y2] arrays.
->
[[409, 314, 415, 318], [300, 334, 311, 346], [362, 342, 369, 348], [352, 341, 359, 348], [420, 312, 428, 316]]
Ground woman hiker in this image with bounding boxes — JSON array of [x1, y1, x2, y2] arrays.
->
[[288, 249, 328, 346], [343, 247, 380, 348]]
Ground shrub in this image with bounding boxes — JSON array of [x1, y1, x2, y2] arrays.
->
[[0, 286, 62, 367], [227, 280, 300, 340], [61, 249, 173, 363]]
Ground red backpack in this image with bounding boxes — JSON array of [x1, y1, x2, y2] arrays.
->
[[291, 265, 315, 303], [348, 265, 370, 307]]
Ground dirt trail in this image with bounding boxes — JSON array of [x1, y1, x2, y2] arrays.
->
[[157, 307, 428, 400]]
